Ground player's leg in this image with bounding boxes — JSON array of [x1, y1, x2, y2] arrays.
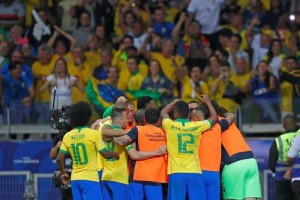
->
[[244, 158, 262, 199], [187, 173, 206, 200], [70, 180, 82, 200], [109, 181, 130, 200], [144, 182, 163, 200], [80, 180, 102, 200], [129, 181, 144, 200], [101, 181, 113, 200], [222, 161, 246, 200], [168, 173, 187, 200], [202, 170, 220, 200]]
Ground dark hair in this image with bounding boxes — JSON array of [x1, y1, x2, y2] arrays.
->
[[216, 48, 229, 59], [145, 108, 160, 124], [231, 34, 242, 43], [122, 35, 134, 44], [218, 28, 233, 38], [53, 35, 70, 53], [267, 39, 282, 63], [81, 11, 91, 18], [137, 96, 153, 109], [134, 109, 146, 125], [208, 54, 220, 66], [127, 55, 140, 65], [197, 104, 209, 119], [8, 61, 21, 71], [69, 101, 92, 127], [174, 101, 189, 119], [286, 56, 298, 64], [125, 45, 138, 53]]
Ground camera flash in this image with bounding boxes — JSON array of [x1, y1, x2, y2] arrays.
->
[[290, 14, 295, 21]]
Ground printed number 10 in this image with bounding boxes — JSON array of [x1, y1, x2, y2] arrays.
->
[[71, 143, 88, 165], [177, 133, 195, 154]]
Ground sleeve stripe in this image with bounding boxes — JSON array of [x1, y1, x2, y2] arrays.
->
[[98, 148, 107, 153], [59, 149, 68, 154], [126, 145, 135, 151], [206, 119, 213, 128]]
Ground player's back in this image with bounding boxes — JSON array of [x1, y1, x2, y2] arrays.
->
[[162, 118, 211, 174], [62, 127, 101, 182]]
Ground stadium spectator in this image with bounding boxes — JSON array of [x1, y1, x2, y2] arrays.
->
[[264, 39, 285, 78], [72, 11, 92, 47], [179, 66, 209, 104], [228, 34, 250, 73], [0, 0, 25, 29], [2, 61, 34, 139], [141, 60, 173, 106], [279, 56, 300, 121], [151, 6, 174, 38], [39, 58, 84, 109], [269, 114, 299, 200], [187, 0, 223, 49], [32, 44, 56, 123], [251, 60, 280, 123]]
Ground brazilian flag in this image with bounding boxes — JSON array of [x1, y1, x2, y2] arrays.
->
[[86, 77, 162, 113], [86, 77, 125, 112]]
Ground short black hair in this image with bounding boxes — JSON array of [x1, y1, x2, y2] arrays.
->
[[231, 34, 242, 43], [125, 45, 138, 53], [137, 96, 153, 109], [122, 35, 134, 44], [286, 56, 298, 63], [8, 61, 21, 71], [134, 109, 146, 125], [127, 55, 139, 65], [218, 28, 233, 38], [69, 101, 92, 127], [216, 48, 229, 59], [197, 104, 209, 119], [145, 108, 160, 124], [174, 101, 189, 119]]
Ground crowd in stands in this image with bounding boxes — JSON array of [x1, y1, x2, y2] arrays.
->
[[1, 0, 300, 139]]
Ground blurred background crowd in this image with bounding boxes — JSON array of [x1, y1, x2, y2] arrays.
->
[[1, 0, 300, 139]]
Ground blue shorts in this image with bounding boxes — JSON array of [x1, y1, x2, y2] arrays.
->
[[168, 173, 205, 200], [101, 181, 129, 200], [130, 181, 162, 200], [202, 170, 220, 200], [98, 171, 103, 195], [71, 180, 102, 200]]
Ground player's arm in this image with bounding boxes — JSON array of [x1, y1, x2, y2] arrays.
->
[[268, 140, 278, 173], [56, 150, 70, 185], [50, 141, 62, 160], [113, 127, 138, 146], [199, 95, 218, 126], [99, 149, 119, 160], [217, 113, 236, 133], [102, 124, 128, 137], [161, 98, 181, 119], [127, 143, 167, 160]]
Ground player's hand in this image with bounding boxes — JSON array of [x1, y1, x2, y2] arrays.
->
[[56, 141, 62, 148], [157, 145, 167, 155], [91, 119, 102, 130], [60, 172, 70, 185], [199, 95, 211, 104], [110, 152, 120, 160], [283, 168, 292, 180]]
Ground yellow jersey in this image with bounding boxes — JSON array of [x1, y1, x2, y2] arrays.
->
[[102, 125, 130, 184], [32, 57, 56, 102], [59, 126, 106, 182], [97, 120, 112, 171], [181, 75, 209, 103], [162, 118, 212, 174], [67, 60, 91, 103], [86, 51, 101, 72]]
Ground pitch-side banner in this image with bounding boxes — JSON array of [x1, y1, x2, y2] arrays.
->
[[0, 139, 273, 173], [0, 141, 56, 173]]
